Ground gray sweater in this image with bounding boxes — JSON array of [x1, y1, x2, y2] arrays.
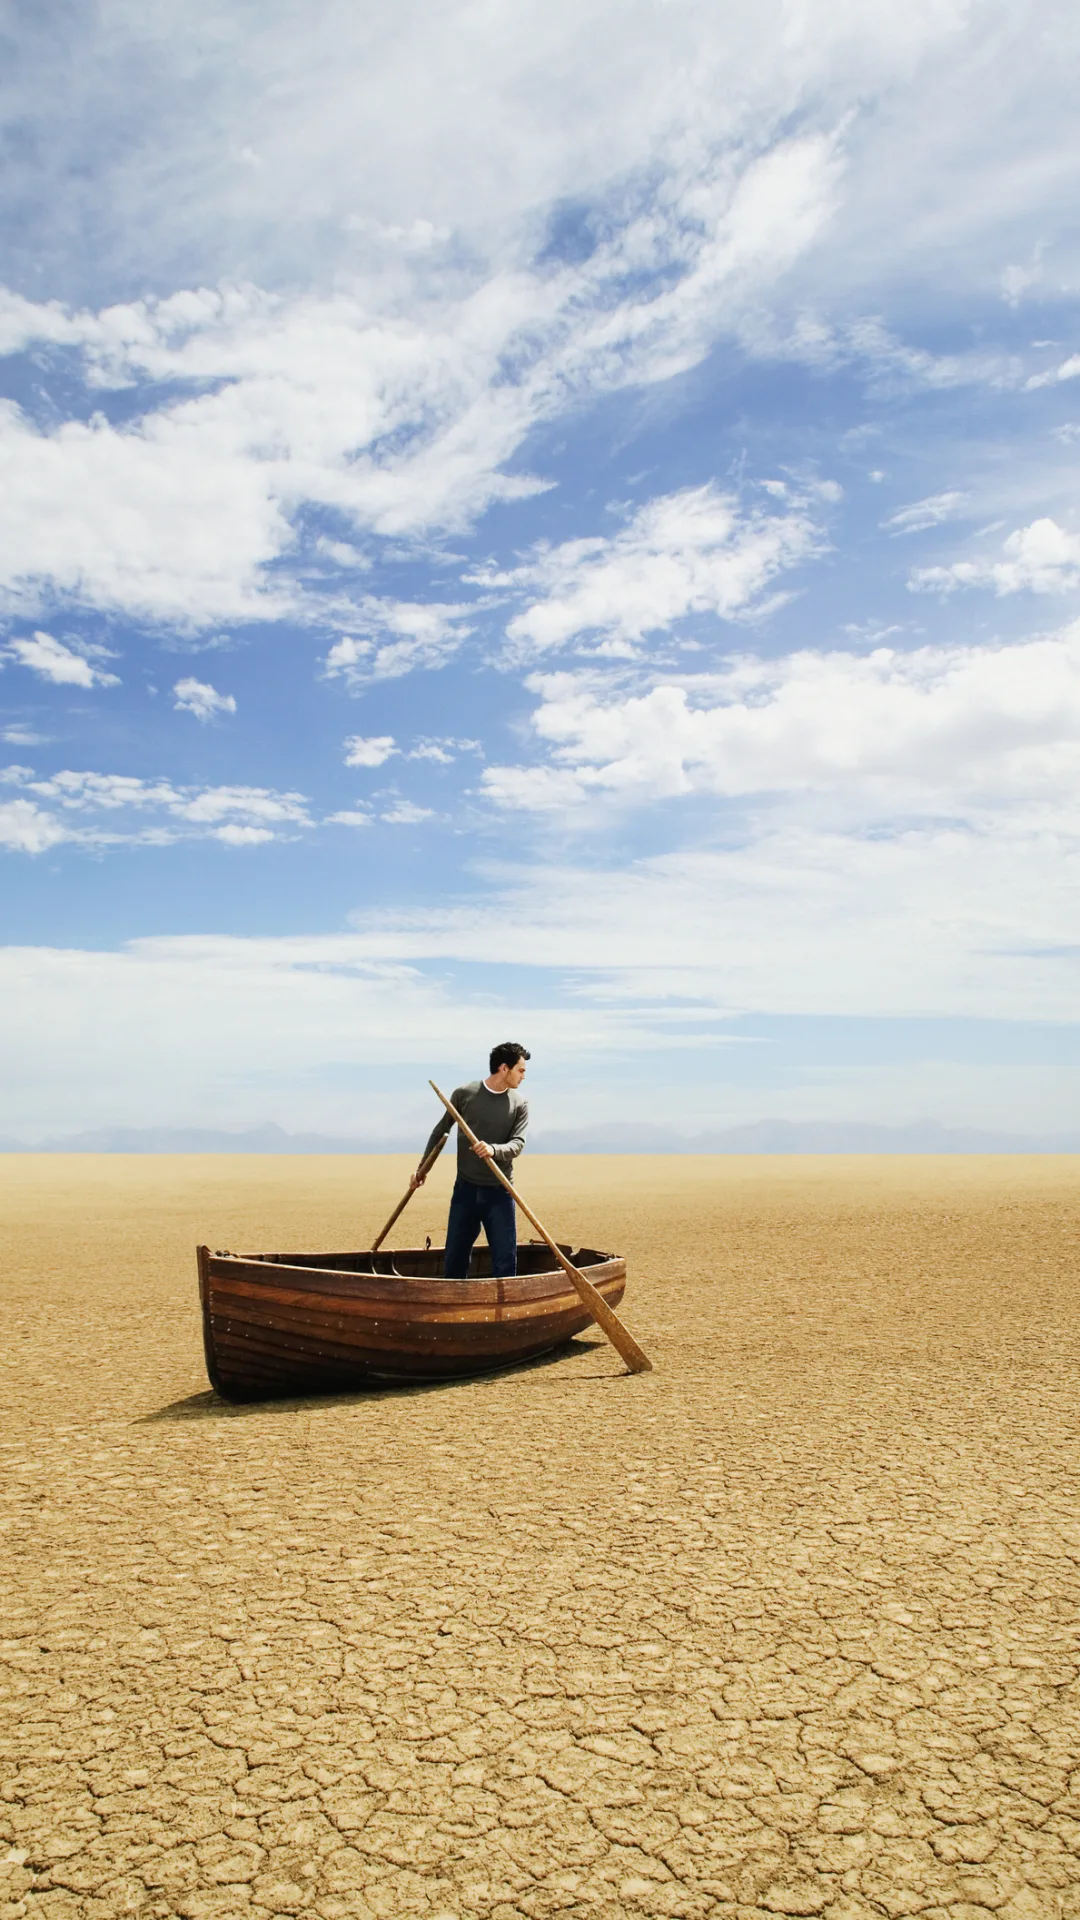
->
[[423, 1081, 529, 1188]]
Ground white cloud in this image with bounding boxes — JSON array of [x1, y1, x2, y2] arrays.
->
[[1001, 259, 1043, 308], [343, 734, 397, 767], [342, 731, 479, 767], [836, 319, 1020, 394], [4, 630, 119, 688], [480, 620, 1080, 819], [380, 801, 434, 825], [1025, 352, 1080, 390], [0, 766, 312, 851], [491, 484, 824, 661], [172, 677, 237, 721], [314, 537, 371, 570], [0, 798, 69, 855], [1, 725, 51, 746], [407, 737, 482, 762], [0, 393, 296, 629], [0, 759, 450, 849], [322, 600, 474, 683], [24, 769, 182, 813], [882, 491, 969, 535], [173, 785, 310, 828], [910, 518, 1080, 596], [213, 825, 274, 846]]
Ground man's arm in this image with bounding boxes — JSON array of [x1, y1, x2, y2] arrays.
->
[[489, 1097, 528, 1170], [410, 1109, 453, 1188], [410, 1086, 468, 1187]]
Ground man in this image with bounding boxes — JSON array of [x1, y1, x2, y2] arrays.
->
[[411, 1042, 530, 1279]]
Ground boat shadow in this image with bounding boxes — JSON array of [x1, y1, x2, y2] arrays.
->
[[138, 1335, 618, 1422]]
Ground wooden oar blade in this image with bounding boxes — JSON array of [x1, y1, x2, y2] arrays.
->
[[572, 1270, 653, 1371]]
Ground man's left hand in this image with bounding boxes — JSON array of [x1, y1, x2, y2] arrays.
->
[[471, 1140, 494, 1162]]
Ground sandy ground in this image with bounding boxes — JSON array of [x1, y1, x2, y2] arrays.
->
[[2, 1154, 1080, 1920]]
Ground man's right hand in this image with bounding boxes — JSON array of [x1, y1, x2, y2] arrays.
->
[[409, 1170, 426, 1190]]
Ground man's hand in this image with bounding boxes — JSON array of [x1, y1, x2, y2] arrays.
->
[[471, 1140, 495, 1163], [409, 1169, 426, 1190]]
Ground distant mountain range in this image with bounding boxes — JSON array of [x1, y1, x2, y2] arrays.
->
[[2, 1119, 1079, 1154]]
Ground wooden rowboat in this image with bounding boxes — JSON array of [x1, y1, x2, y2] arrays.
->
[[197, 1240, 628, 1402]]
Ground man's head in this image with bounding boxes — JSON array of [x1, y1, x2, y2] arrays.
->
[[488, 1040, 530, 1090]]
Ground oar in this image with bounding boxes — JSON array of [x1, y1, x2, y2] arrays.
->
[[370, 1131, 448, 1253], [429, 1080, 653, 1374]]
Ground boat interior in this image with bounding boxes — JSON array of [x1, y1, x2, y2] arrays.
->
[[231, 1242, 612, 1279]]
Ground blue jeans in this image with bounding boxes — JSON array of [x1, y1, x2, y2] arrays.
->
[[444, 1176, 517, 1279]]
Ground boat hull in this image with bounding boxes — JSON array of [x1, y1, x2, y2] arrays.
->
[[197, 1242, 627, 1402]]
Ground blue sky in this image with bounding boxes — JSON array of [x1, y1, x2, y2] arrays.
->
[[2, 0, 1080, 1141]]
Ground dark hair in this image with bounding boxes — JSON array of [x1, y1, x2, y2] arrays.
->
[[489, 1040, 530, 1073]]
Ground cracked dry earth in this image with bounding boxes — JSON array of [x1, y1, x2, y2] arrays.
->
[[2, 1156, 1080, 1920]]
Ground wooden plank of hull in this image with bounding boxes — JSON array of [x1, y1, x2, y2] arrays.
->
[[211, 1270, 624, 1328], [209, 1326, 590, 1393], [199, 1244, 627, 1401], [208, 1284, 623, 1368], [210, 1292, 612, 1361], [210, 1306, 608, 1364], [211, 1319, 583, 1385]]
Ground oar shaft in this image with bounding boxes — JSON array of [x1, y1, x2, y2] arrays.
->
[[370, 1131, 448, 1253], [428, 1080, 652, 1374]]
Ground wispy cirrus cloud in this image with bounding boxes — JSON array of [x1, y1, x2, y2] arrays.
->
[[881, 491, 969, 535]]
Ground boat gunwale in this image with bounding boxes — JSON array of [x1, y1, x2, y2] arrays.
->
[[204, 1246, 625, 1310]]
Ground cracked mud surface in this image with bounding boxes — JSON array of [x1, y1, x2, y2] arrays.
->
[[3, 1152, 1080, 1920]]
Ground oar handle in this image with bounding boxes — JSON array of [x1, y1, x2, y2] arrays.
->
[[428, 1080, 652, 1374], [370, 1131, 448, 1253]]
